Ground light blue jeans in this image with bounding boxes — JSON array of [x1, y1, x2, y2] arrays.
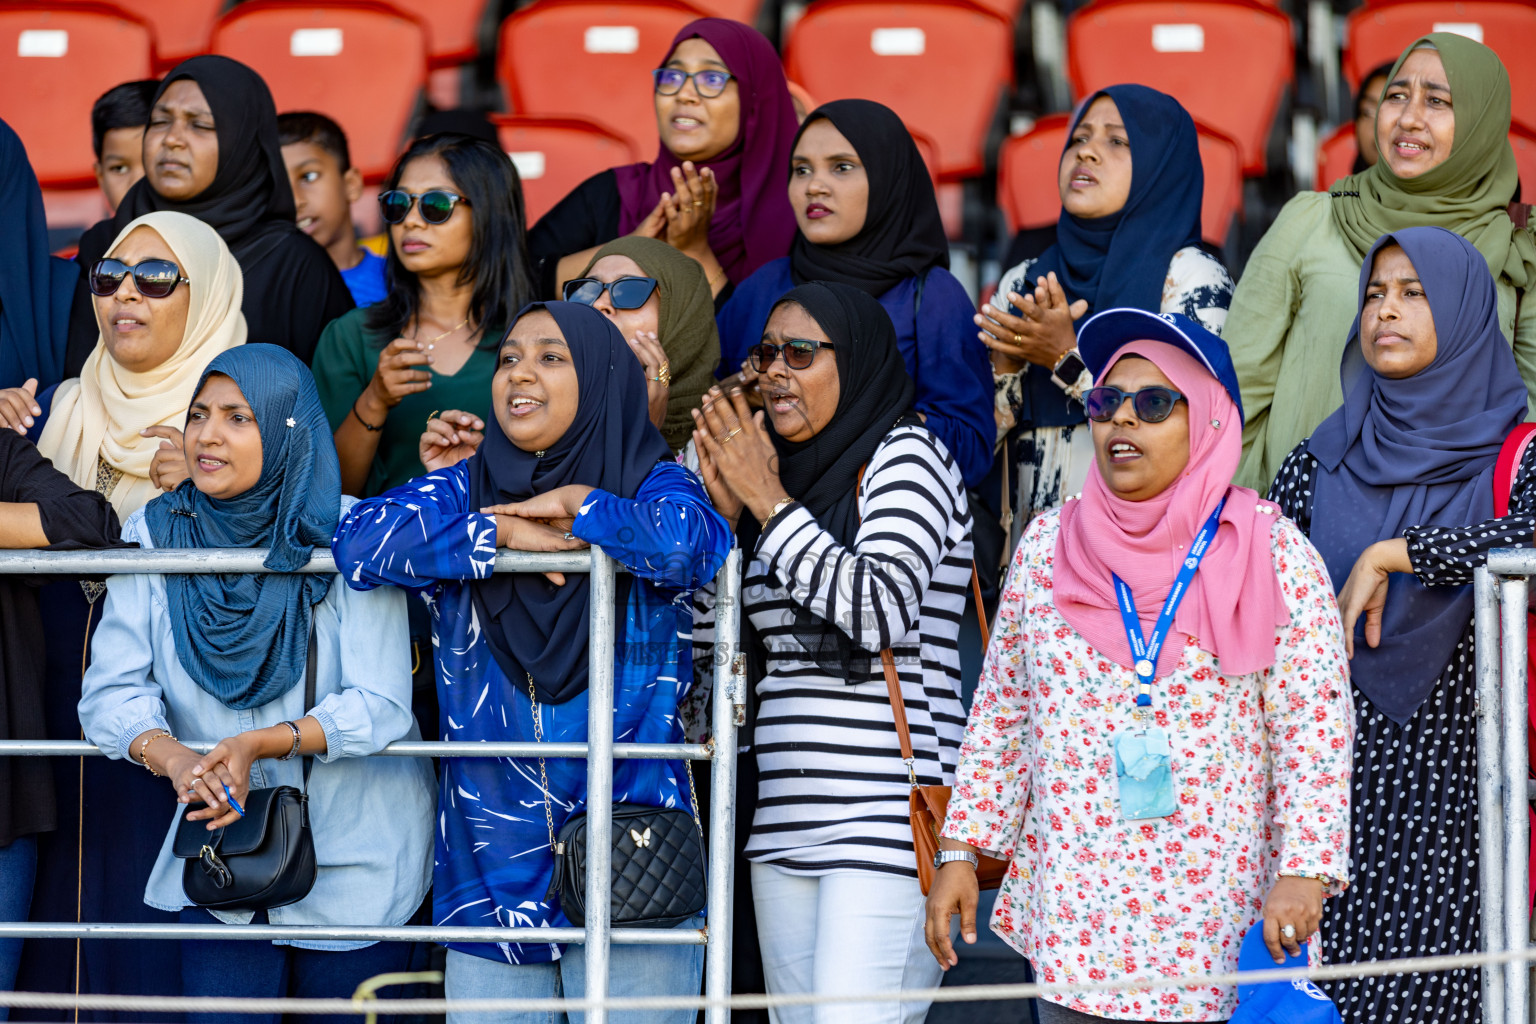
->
[[444, 917, 704, 1024], [750, 862, 946, 1024]]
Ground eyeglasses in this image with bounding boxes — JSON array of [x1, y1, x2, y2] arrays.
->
[[563, 276, 659, 310], [1083, 385, 1187, 424], [87, 258, 190, 299], [378, 189, 469, 225], [652, 68, 734, 98], [748, 339, 835, 372]]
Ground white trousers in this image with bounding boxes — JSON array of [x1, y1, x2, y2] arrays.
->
[[750, 862, 946, 1024]]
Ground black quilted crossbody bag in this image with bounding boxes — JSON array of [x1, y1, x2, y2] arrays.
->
[[171, 629, 319, 912], [528, 675, 707, 927]]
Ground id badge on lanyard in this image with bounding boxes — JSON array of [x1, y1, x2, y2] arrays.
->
[[1110, 501, 1224, 822]]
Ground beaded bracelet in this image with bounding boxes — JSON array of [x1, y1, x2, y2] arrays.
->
[[136, 730, 176, 777]]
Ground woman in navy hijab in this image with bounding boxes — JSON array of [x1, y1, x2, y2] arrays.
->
[[980, 85, 1235, 553], [0, 118, 77, 394], [1268, 226, 1529, 1024]]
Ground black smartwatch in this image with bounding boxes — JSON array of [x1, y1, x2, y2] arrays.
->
[[1051, 348, 1088, 392]]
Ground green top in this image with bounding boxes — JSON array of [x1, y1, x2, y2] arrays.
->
[[312, 307, 503, 497], [1227, 190, 1536, 493]]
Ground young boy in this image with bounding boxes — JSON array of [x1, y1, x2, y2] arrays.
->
[[91, 80, 158, 214], [278, 111, 386, 307]]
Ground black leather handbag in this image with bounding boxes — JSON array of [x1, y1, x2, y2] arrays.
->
[[171, 630, 318, 913], [526, 675, 707, 928]]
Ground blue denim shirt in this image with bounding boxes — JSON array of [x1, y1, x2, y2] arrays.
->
[[332, 460, 731, 965], [77, 500, 435, 950]]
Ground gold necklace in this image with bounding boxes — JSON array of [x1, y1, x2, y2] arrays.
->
[[415, 316, 471, 350]]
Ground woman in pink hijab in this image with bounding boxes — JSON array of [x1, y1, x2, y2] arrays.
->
[[925, 309, 1355, 1023]]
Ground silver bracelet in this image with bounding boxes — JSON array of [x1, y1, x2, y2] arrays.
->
[[277, 720, 303, 761]]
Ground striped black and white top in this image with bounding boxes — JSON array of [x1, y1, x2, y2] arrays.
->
[[694, 424, 972, 877]]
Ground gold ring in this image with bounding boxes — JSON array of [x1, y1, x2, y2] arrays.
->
[[718, 427, 742, 444], [427, 409, 440, 425], [693, 200, 703, 207], [1013, 334, 1023, 346]]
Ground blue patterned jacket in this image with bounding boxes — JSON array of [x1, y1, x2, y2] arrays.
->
[[332, 459, 731, 964]]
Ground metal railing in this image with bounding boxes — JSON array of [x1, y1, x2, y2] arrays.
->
[[0, 544, 746, 1024], [1476, 553, 1536, 1024]]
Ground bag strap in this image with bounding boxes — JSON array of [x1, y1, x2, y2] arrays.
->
[[301, 620, 317, 790], [1495, 424, 1536, 517], [852, 462, 991, 788]]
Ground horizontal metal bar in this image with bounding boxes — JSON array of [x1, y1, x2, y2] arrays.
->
[[1485, 549, 1536, 577], [0, 548, 610, 575], [0, 923, 706, 944], [0, 740, 710, 760]]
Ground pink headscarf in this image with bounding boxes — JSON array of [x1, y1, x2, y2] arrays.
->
[[613, 18, 799, 285], [1052, 340, 1289, 678]]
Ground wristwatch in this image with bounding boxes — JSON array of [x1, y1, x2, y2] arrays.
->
[[933, 848, 979, 870], [1051, 348, 1091, 400]]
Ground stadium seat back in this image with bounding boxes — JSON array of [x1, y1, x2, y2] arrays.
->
[[387, 0, 486, 66], [135, 0, 224, 69], [1344, 2, 1536, 132], [784, 0, 1013, 180], [997, 113, 1243, 246], [212, 0, 428, 183], [1067, 0, 1293, 176], [497, 0, 703, 157], [493, 115, 641, 224], [0, 3, 154, 187]]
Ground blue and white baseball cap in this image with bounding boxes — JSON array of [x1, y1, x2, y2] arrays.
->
[[1228, 923, 1343, 1024], [1076, 308, 1246, 427]]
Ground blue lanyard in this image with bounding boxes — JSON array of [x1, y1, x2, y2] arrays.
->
[[1111, 500, 1225, 708]]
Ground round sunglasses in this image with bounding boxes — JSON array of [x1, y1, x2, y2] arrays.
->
[[563, 276, 659, 309], [379, 189, 469, 225], [87, 258, 190, 299], [748, 338, 835, 373], [1083, 385, 1187, 424], [652, 68, 734, 98]]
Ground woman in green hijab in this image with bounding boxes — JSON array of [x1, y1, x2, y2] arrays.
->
[[1226, 32, 1536, 492], [568, 236, 721, 453]]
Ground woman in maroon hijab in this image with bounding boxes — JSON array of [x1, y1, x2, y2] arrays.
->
[[527, 18, 799, 304]]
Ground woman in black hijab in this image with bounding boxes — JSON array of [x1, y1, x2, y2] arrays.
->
[[63, 56, 352, 373], [692, 281, 972, 1019], [715, 99, 992, 490]]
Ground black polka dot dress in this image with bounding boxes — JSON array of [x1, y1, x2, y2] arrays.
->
[[1268, 441, 1536, 1024]]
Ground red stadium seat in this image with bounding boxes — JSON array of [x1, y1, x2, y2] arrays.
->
[[497, 0, 704, 157], [997, 113, 1244, 246], [0, 3, 154, 187], [784, 0, 1013, 181], [1067, 0, 1293, 177], [492, 115, 641, 223], [1343, 2, 1536, 131], [1317, 119, 1536, 195], [103, 0, 223, 70], [387, 0, 487, 66], [1315, 121, 1359, 189], [211, 0, 428, 182]]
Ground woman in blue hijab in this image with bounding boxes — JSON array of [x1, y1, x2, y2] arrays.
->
[[77, 344, 434, 1021], [980, 84, 1235, 553], [0, 118, 77, 394], [1268, 226, 1530, 1024]]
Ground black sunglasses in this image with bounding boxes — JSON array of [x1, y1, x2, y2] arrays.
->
[[1083, 385, 1187, 424], [748, 338, 835, 372], [87, 258, 190, 299], [379, 189, 469, 225], [563, 276, 659, 310], [652, 67, 734, 98]]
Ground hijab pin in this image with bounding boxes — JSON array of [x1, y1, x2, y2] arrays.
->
[[286, 417, 296, 428], [1210, 418, 1221, 429], [535, 449, 547, 458], [171, 508, 198, 519]]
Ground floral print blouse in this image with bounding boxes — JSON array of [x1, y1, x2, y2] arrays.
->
[[942, 504, 1353, 1020]]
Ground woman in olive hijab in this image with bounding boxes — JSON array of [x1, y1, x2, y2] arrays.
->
[[1225, 32, 1536, 492]]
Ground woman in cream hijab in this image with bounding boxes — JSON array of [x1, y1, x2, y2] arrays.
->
[[8, 209, 246, 1007], [38, 210, 246, 516]]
